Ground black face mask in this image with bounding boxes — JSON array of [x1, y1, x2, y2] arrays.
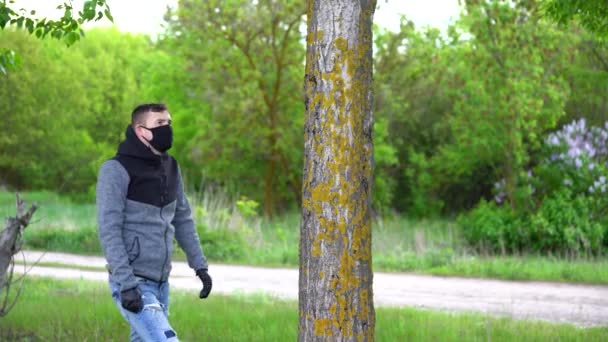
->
[[141, 125, 173, 152]]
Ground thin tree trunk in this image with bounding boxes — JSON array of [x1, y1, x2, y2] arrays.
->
[[264, 154, 276, 218], [0, 194, 37, 302], [299, 0, 376, 341]]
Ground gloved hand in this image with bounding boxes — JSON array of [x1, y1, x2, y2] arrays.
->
[[120, 286, 143, 313], [196, 268, 212, 299]]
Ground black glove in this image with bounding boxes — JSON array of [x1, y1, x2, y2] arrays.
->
[[120, 286, 143, 313], [196, 268, 212, 299]]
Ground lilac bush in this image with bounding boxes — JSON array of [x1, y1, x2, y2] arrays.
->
[[493, 119, 608, 203], [481, 119, 608, 256], [493, 170, 533, 205], [546, 119, 607, 164], [544, 118, 608, 196]]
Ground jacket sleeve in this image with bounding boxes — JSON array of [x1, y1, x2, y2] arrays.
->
[[96, 160, 138, 291], [173, 168, 208, 271]]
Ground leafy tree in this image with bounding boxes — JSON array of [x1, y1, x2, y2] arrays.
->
[[0, 29, 155, 195], [373, 20, 454, 215], [163, 0, 305, 216], [0, 30, 101, 191], [432, 0, 570, 213], [299, 0, 376, 340], [133, 43, 212, 185], [543, 0, 608, 36], [560, 27, 608, 127], [0, 0, 113, 74]]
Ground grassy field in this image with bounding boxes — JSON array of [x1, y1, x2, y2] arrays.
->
[[0, 277, 606, 341], [2, 191, 608, 284]]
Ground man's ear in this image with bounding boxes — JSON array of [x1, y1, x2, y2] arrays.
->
[[134, 125, 148, 141]]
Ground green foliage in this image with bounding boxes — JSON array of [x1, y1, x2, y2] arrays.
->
[[1, 0, 607, 233], [131, 38, 212, 181], [370, 4, 608, 219], [236, 196, 260, 218], [374, 4, 574, 216], [560, 30, 608, 127], [0, 0, 113, 74], [374, 21, 453, 215], [6, 190, 608, 284], [460, 189, 606, 257], [371, 118, 399, 214], [24, 226, 101, 254], [0, 28, 174, 195], [441, 1, 569, 212], [529, 188, 604, 256], [457, 200, 523, 254], [191, 195, 260, 261], [0, 30, 105, 193], [543, 0, 608, 36], [197, 225, 247, 261], [162, 0, 306, 215], [0, 0, 112, 43], [0, 47, 18, 74]]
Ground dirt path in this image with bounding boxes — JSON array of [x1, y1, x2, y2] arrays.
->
[[14, 250, 608, 327]]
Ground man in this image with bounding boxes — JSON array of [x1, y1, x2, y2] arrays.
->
[[96, 103, 212, 341]]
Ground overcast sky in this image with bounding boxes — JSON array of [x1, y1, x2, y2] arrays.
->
[[13, 0, 462, 36]]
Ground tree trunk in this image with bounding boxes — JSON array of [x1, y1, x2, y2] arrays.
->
[[299, 0, 376, 341], [264, 153, 276, 218], [0, 194, 37, 315]]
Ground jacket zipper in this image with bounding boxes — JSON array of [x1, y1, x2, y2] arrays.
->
[[159, 204, 169, 281], [159, 169, 170, 282]]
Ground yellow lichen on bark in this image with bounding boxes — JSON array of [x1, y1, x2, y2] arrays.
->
[[301, 1, 376, 340], [307, 33, 372, 338], [314, 318, 333, 336]]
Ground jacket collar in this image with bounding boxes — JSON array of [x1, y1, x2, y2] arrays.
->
[[116, 125, 165, 164]]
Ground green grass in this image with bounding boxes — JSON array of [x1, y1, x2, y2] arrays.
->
[[0, 191, 96, 231], [419, 255, 608, 283], [0, 277, 606, 341], [3, 190, 608, 284]]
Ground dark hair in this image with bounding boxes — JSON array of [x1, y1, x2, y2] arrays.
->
[[131, 103, 168, 126]]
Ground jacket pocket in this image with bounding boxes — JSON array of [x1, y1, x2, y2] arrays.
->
[[127, 236, 140, 263]]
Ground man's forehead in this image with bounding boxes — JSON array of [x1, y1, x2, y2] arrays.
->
[[146, 110, 171, 120]]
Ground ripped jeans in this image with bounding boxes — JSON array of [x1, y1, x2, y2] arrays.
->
[[109, 276, 179, 342]]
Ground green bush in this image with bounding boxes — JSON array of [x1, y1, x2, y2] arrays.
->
[[459, 189, 606, 256], [198, 226, 248, 262], [24, 226, 101, 254], [529, 188, 604, 256], [457, 200, 525, 254]]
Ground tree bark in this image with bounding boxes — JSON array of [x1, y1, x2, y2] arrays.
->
[[0, 194, 37, 315], [299, 0, 376, 341]]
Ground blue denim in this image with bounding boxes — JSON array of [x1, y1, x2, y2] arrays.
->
[[109, 276, 179, 341]]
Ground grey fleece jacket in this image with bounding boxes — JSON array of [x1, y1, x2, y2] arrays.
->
[[96, 126, 207, 291]]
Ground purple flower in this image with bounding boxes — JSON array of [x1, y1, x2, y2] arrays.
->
[[546, 119, 608, 167], [548, 135, 560, 146]]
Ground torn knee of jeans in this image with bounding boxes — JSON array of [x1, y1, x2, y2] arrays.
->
[[143, 303, 163, 312]]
